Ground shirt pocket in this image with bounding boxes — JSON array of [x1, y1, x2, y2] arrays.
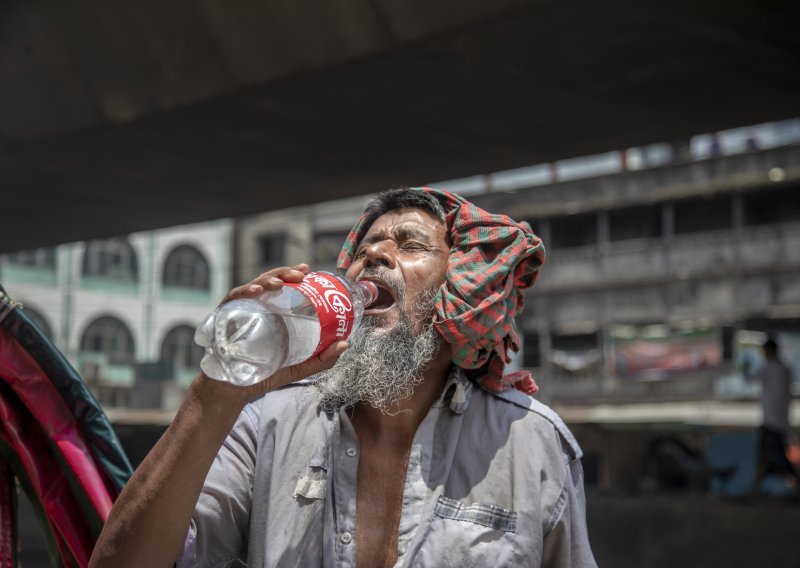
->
[[434, 496, 517, 533], [411, 496, 522, 567], [293, 457, 327, 502]]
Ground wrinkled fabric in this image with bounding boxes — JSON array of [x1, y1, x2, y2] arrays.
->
[[0, 459, 14, 568], [337, 187, 545, 393], [180, 370, 597, 567], [0, 384, 93, 566], [0, 285, 133, 566], [0, 327, 114, 522], [0, 286, 132, 494]]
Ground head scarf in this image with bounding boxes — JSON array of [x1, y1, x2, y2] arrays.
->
[[337, 187, 545, 395]]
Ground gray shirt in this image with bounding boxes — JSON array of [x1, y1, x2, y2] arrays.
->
[[180, 368, 596, 567]]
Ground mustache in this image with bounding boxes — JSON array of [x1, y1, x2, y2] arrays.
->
[[356, 266, 405, 300]]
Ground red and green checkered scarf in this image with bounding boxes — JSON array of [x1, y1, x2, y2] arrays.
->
[[337, 187, 545, 395]]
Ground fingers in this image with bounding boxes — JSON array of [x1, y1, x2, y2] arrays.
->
[[266, 340, 349, 390], [317, 340, 349, 364], [201, 340, 348, 399], [251, 264, 310, 289], [222, 264, 310, 303]]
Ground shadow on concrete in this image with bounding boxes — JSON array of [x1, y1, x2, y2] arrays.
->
[[587, 491, 800, 568]]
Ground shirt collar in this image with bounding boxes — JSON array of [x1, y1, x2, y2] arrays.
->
[[432, 366, 474, 415]]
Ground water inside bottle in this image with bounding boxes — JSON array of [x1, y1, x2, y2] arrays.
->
[[281, 315, 321, 367], [196, 299, 322, 385]]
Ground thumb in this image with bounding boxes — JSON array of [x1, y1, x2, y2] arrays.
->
[[269, 341, 349, 388]]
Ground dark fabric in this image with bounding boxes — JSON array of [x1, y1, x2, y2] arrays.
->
[[0, 439, 62, 567], [0, 284, 132, 493], [0, 382, 92, 565], [0, 332, 113, 535], [0, 457, 16, 568], [337, 187, 545, 394], [758, 426, 795, 475]]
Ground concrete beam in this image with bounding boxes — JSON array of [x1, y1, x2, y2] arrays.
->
[[1, 0, 799, 252]]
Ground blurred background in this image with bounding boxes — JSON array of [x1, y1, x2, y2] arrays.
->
[[2, 0, 800, 566]]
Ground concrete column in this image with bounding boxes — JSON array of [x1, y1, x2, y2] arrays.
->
[[597, 210, 610, 248], [60, 245, 76, 360], [538, 324, 552, 387], [600, 327, 612, 391], [732, 192, 744, 317], [142, 232, 157, 360], [662, 202, 675, 316], [597, 211, 610, 283], [732, 192, 744, 229], [218, 221, 232, 299], [662, 202, 675, 242], [533, 296, 552, 400], [538, 218, 552, 251]]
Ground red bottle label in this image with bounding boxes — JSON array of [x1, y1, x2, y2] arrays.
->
[[284, 272, 355, 357]]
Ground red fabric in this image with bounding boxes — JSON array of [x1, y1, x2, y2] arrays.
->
[[0, 460, 14, 568], [338, 187, 545, 394], [0, 328, 113, 520], [0, 396, 91, 566]]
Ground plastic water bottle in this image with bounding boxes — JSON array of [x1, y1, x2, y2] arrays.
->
[[195, 272, 378, 386]]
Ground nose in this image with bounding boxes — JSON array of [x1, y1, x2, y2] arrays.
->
[[363, 240, 396, 269]]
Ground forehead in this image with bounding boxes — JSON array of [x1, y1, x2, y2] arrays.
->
[[361, 208, 449, 244]]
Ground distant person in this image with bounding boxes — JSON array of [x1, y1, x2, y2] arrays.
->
[[745, 338, 799, 496], [709, 134, 722, 158]]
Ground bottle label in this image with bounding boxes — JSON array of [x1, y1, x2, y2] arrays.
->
[[285, 272, 355, 356]]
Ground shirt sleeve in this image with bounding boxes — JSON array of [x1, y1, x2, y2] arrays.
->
[[177, 403, 260, 567], [541, 457, 597, 568]]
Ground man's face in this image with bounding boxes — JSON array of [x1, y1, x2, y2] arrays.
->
[[345, 208, 450, 334], [313, 208, 449, 411]]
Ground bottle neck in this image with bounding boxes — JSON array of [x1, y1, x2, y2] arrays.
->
[[354, 280, 378, 308]]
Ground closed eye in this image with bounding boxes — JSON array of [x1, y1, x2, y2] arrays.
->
[[401, 241, 428, 251]]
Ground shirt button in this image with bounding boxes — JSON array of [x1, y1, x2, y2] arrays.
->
[[346, 447, 357, 457], [340, 532, 352, 544]]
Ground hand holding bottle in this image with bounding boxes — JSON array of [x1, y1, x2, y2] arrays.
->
[[195, 263, 377, 388], [194, 264, 349, 397]]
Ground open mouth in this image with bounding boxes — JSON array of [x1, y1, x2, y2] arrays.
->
[[361, 280, 396, 312]]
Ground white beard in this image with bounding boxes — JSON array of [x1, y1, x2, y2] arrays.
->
[[313, 287, 443, 413]]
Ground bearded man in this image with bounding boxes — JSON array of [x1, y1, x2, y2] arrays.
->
[[91, 188, 597, 567]]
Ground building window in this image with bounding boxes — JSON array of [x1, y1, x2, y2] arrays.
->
[[80, 316, 135, 364], [258, 233, 286, 270], [549, 213, 597, 249], [744, 184, 800, 226], [5, 248, 56, 270], [674, 195, 733, 235], [161, 325, 204, 371], [550, 333, 602, 373], [523, 332, 541, 368], [82, 238, 138, 282], [313, 232, 349, 269], [163, 245, 210, 290], [551, 333, 599, 352], [609, 205, 662, 242]]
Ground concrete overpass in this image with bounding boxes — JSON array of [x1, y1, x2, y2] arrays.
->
[[2, 0, 799, 252]]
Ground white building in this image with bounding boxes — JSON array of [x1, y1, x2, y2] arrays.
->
[[234, 193, 375, 282], [0, 219, 232, 409]]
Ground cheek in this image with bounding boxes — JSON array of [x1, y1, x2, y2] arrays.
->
[[434, 260, 448, 283], [424, 259, 448, 289], [410, 265, 447, 297]]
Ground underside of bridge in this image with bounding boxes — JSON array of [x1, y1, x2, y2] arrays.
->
[[1, 0, 798, 252]]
